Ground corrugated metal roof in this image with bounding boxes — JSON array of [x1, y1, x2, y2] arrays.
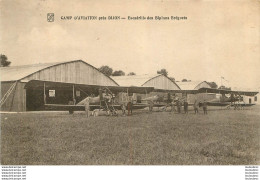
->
[[111, 74, 162, 86], [176, 81, 209, 90], [0, 61, 68, 82]]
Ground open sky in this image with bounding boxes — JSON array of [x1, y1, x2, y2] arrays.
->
[[0, 0, 259, 90]]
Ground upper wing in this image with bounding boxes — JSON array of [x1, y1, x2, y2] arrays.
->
[[25, 80, 154, 94], [153, 89, 198, 94], [197, 88, 258, 96], [106, 86, 154, 94], [153, 87, 258, 96]]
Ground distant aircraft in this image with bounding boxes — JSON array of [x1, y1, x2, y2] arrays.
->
[[152, 88, 258, 108], [196, 88, 258, 107]]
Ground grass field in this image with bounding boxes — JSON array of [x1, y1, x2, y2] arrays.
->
[[1, 106, 259, 165]]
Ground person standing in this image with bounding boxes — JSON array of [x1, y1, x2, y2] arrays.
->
[[121, 103, 126, 116], [127, 98, 133, 116], [203, 100, 208, 115], [234, 101, 239, 110], [84, 97, 90, 117], [171, 100, 176, 112], [193, 100, 199, 114], [165, 92, 172, 111], [177, 100, 181, 113], [184, 99, 188, 114], [148, 100, 154, 112]]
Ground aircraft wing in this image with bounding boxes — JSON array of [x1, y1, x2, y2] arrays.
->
[[153, 88, 258, 96], [44, 104, 125, 111], [197, 88, 259, 96], [132, 103, 166, 108], [44, 103, 166, 112], [44, 104, 101, 111], [206, 102, 256, 107], [24, 80, 154, 94], [207, 102, 230, 106], [105, 86, 155, 94], [153, 88, 198, 94]]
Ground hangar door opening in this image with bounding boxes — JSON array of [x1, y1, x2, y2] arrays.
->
[[25, 81, 75, 111], [26, 88, 74, 111], [26, 89, 44, 111], [25, 80, 98, 111]]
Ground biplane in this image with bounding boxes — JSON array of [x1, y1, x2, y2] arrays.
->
[[24, 80, 258, 114], [24, 80, 165, 115], [152, 88, 258, 108], [196, 88, 258, 107]]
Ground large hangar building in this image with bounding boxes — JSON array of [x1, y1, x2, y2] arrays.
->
[[0, 60, 119, 112], [112, 74, 181, 102], [176, 81, 211, 90], [112, 74, 181, 90], [176, 81, 214, 103]]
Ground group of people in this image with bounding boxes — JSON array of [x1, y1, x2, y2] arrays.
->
[[121, 101, 133, 116], [124, 94, 209, 116], [83, 89, 136, 117], [193, 100, 208, 114], [163, 96, 209, 115], [82, 92, 209, 117]]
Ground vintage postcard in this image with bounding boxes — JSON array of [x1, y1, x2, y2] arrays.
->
[[0, 0, 259, 178]]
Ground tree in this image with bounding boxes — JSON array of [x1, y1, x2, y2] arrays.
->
[[98, 65, 113, 76], [0, 54, 11, 67], [127, 72, 136, 76], [157, 68, 168, 76], [182, 79, 188, 82], [112, 70, 125, 76], [207, 82, 218, 89]]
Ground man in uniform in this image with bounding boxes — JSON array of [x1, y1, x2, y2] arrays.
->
[[84, 97, 90, 117], [193, 100, 199, 114], [164, 93, 172, 111], [121, 103, 126, 116], [202, 100, 208, 114], [184, 99, 188, 114], [171, 100, 176, 112], [127, 97, 133, 116], [148, 100, 154, 113], [177, 100, 181, 113]]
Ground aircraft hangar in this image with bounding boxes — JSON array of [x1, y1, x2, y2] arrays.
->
[[112, 74, 181, 102], [176, 81, 215, 103], [112, 74, 181, 90], [176, 81, 211, 90], [0, 60, 119, 112]]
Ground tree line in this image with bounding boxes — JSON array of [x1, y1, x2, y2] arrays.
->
[[98, 65, 219, 88]]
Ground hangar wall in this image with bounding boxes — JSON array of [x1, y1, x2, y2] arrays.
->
[[242, 95, 258, 104], [1, 81, 26, 112]]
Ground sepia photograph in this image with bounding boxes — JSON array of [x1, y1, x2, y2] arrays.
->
[[0, 0, 259, 172]]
